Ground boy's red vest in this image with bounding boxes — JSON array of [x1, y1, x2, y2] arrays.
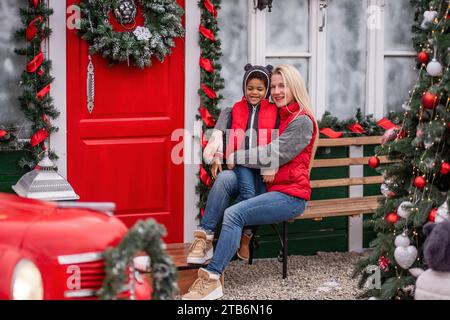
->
[[225, 97, 278, 158], [267, 102, 317, 201]]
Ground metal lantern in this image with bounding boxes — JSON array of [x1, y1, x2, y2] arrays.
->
[[12, 152, 79, 201]]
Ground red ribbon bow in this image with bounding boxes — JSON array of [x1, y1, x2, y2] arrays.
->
[[31, 128, 49, 147], [201, 84, 217, 99], [319, 128, 343, 139], [26, 52, 44, 73], [37, 84, 51, 100], [204, 0, 218, 17], [199, 56, 214, 73], [199, 25, 215, 41], [377, 118, 396, 131], [347, 123, 365, 134], [199, 165, 212, 187], [31, 0, 39, 8], [199, 106, 216, 127], [26, 16, 44, 41]]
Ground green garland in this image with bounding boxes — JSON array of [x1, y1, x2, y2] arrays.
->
[[195, 0, 224, 218], [98, 219, 178, 300], [78, 0, 184, 68], [318, 108, 402, 137], [8, 1, 59, 168]]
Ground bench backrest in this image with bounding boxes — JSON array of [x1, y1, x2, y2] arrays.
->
[[310, 136, 391, 188]]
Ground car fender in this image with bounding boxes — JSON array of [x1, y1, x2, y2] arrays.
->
[[0, 248, 24, 299]]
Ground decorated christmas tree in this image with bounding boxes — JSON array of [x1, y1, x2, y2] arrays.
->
[[354, 0, 449, 299]]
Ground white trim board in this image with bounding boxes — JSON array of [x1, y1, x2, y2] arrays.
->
[[48, 0, 67, 178], [184, 0, 201, 243]]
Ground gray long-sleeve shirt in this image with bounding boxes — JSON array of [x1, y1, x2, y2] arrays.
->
[[214, 108, 314, 169]]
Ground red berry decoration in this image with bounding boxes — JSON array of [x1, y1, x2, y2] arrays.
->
[[368, 156, 380, 168], [414, 176, 426, 189], [417, 51, 429, 64], [385, 212, 400, 223], [0, 129, 7, 139], [422, 92, 438, 109], [440, 162, 450, 175], [428, 208, 438, 222]]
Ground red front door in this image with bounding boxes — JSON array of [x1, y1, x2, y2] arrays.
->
[[66, 0, 185, 243]]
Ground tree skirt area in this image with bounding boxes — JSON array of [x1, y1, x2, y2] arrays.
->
[[220, 252, 365, 300]]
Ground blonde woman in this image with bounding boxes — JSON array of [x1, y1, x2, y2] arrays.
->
[[183, 64, 318, 300]]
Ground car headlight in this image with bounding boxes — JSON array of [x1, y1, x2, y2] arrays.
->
[[11, 259, 44, 300]]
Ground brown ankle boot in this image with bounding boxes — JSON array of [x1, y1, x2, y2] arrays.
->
[[236, 233, 252, 261]]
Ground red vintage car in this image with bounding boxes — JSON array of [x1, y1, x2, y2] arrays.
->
[[0, 193, 151, 300]]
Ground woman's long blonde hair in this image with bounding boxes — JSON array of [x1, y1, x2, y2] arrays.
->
[[272, 64, 319, 173]]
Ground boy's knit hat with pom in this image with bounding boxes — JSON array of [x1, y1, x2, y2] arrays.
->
[[242, 63, 273, 99]]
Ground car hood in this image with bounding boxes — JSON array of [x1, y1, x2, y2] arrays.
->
[[0, 193, 127, 258], [0, 193, 57, 248], [22, 207, 128, 258]]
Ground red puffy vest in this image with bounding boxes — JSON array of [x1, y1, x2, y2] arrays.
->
[[225, 97, 278, 158], [267, 102, 317, 201]]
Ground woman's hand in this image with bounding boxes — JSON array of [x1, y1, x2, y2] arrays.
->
[[262, 174, 275, 183], [227, 153, 235, 170], [211, 156, 223, 179]]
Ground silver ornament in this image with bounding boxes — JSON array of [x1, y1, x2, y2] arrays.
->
[[421, 10, 437, 29], [381, 183, 395, 198], [394, 244, 418, 270], [435, 198, 449, 223], [395, 232, 411, 247], [426, 59, 443, 77], [397, 201, 413, 219], [114, 0, 137, 25]]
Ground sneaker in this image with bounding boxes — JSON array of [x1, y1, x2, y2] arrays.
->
[[187, 230, 214, 264], [236, 233, 252, 262], [181, 268, 223, 300]]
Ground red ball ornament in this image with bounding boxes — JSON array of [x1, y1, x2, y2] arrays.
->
[[428, 208, 438, 222], [440, 162, 450, 175], [368, 156, 380, 168], [0, 129, 7, 139], [385, 212, 400, 223], [422, 92, 438, 109], [414, 176, 426, 189], [417, 51, 429, 64]]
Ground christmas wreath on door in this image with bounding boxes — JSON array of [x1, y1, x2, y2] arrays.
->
[[77, 0, 184, 68]]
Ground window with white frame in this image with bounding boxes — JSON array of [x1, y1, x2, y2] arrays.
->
[[219, 0, 418, 120]]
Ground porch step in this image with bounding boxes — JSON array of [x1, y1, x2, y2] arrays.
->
[[167, 243, 207, 295], [137, 243, 207, 295]]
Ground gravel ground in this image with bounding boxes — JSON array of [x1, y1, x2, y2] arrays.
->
[[219, 251, 365, 300]]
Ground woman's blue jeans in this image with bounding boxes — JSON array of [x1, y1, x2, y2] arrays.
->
[[199, 170, 307, 276]]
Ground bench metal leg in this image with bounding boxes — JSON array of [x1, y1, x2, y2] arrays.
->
[[282, 221, 288, 279], [248, 227, 258, 265]]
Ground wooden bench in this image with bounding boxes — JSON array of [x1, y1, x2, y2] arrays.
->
[[248, 136, 393, 279]]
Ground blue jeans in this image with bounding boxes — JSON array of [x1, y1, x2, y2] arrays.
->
[[234, 166, 266, 203], [199, 170, 307, 276]]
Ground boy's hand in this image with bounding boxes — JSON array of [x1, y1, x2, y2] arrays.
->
[[262, 174, 275, 183], [211, 157, 223, 179]]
